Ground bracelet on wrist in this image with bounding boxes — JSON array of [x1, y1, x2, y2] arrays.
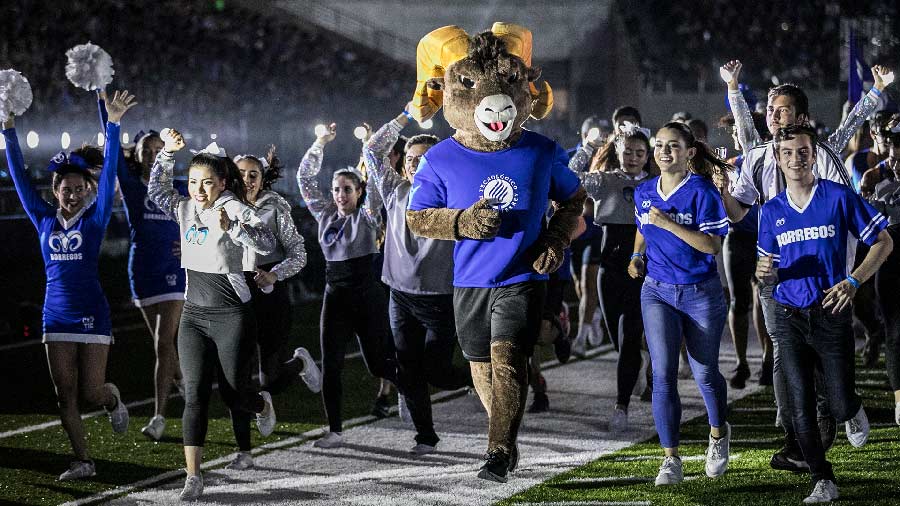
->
[[845, 275, 860, 289], [401, 109, 413, 120], [630, 253, 643, 260]]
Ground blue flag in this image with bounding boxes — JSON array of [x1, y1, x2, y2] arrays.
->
[[848, 29, 873, 104]]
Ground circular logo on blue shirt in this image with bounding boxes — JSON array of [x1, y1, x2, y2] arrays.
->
[[479, 174, 519, 211]]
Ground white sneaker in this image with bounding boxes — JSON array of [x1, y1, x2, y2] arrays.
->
[[58, 460, 96, 481], [895, 401, 900, 427], [845, 405, 869, 447], [654, 455, 683, 486], [141, 415, 166, 441], [314, 431, 343, 449], [180, 474, 203, 501], [225, 451, 254, 470], [588, 312, 605, 346], [803, 479, 839, 504], [609, 407, 628, 433], [409, 443, 436, 455], [105, 383, 129, 434], [256, 391, 276, 437], [293, 347, 322, 394], [398, 394, 413, 425], [705, 422, 731, 478], [572, 336, 588, 358], [633, 350, 650, 396]]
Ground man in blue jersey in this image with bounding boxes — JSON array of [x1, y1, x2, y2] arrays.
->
[[756, 124, 893, 504]]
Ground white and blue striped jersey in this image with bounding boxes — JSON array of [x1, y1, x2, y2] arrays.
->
[[757, 179, 887, 308], [634, 173, 729, 284]]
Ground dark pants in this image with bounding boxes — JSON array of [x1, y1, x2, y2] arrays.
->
[[598, 265, 644, 407], [390, 289, 472, 445], [179, 303, 263, 448], [321, 281, 395, 433], [853, 242, 885, 347], [875, 224, 900, 390], [774, 303, 862, 484]]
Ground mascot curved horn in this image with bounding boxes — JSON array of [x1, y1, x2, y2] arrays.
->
[[412, 25, 471, 122], [491, 22, 554, 120]]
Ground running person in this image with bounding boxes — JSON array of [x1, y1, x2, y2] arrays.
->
[[571, 124, 653, 432], [95, 92, 186, 441], [628, 122, 732, 485], [297, 123, 396, 450], [756, 124, 891, 503], [149, 128, 277, 501], [225, 148, 322, 470], [363, 107, 472, 454], [2, 91, 135, 481]]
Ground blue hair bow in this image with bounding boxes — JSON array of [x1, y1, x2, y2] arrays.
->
[[47, 151, 91, 173]]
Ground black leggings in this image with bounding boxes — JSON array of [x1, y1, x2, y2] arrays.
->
[[876, 224, 900, 391], [179, 302, 264, 448], [321, 281, 395, 433], [598, 265, 644, 407]]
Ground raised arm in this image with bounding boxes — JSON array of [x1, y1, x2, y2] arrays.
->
[[296, 123, 336, 222], [826, 65, 892, 153], [148, 128, 189, 221], [364, 112, 409, 200], [2, 116, 53, 226], [722, 60, 762, 153], [93, 90, 135, 225]]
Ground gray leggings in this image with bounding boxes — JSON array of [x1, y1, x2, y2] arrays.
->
[[179, 302, 264, 447]]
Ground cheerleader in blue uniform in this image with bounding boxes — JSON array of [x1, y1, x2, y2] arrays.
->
[[2, 91, 136, 481], [96, 92, 186, 441]]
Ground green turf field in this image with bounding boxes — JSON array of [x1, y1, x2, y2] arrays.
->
[[501, 362, 900, 506]]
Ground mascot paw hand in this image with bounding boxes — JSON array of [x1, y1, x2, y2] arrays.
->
[[457, 198, 501, 239], [531, 239, 565, 275]]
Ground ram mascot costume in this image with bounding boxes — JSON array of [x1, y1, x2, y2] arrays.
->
[[406, 23, 586, 482]]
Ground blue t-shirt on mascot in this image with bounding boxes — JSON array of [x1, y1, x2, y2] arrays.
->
[[634, 173, 729, 284], [408, 130, 581, 288], [757, 179, 887, 309]]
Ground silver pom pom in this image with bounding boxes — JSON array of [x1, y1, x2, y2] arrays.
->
[[65, 42, 115, 91], [0, 69, 34, 119]]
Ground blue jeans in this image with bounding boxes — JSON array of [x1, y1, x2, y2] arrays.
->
[[642, 275, 728, 448]]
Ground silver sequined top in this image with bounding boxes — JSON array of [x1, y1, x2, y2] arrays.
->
[[243, 190, 307, 280], [569, 144, 649, 225]]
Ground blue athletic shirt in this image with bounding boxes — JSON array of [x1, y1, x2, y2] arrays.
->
[[408, 130, 581, 287], [634, 173, 729, 284], [757, 179, 887, 309], [4, 122, 120, 339]]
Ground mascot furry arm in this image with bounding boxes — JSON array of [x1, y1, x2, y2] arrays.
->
[[405, 23, 585, 274]]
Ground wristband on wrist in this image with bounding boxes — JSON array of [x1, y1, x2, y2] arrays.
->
[[630, 253, 643, 260], [846, 275, 860, 289], [401, 109, 413, 120]]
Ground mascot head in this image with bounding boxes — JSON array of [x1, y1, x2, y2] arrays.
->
[[410, 22, 553, 152]]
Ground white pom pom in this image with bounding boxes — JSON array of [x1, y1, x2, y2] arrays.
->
[[881, 71, 895, 87], [0, 69, 34, 119], [586, 127, 601, 143], [719, 66, 733, 83], [65, 42, 115, 91]]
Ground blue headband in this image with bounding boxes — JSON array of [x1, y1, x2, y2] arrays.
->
[[47, 151, 92, 173]]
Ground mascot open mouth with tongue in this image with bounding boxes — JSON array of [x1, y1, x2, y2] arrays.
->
[[406, 22, 587, 482]]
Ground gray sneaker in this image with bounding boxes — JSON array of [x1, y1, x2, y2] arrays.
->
[[409, 443, 436, 456], [105, 383, 129, 434], [225, 451, 254, 470], [655, 456, 683, 486], [293, 347, 322, 394], [256, 391, 276, 437], [180, 474, 203, 501], [845, 405, 869, 447], [141, 415, 165, 441], [58, 460, 96, 481], [610, 407, 628, 433], [803, 479, 839, 504], [705, 422, 731, 478]]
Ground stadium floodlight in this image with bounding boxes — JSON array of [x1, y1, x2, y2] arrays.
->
[[97, 132, 105, 147], [314, 124, 329, 137], [586, 127, 601, 143], [26, 131, 39, 149], [353, 126, 367, 140], [122, 132, 129, 144], [419, 119, 434, 130], [61, 132, 71, 150]]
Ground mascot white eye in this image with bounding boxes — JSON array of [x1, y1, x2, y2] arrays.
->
[[459, 76, 476, 89], [506, 72, 519, 84]]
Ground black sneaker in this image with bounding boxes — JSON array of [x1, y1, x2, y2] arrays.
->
[[477, 449, 511, 483], [371, 394, 390, 419], [528, 391, 549, 413], [770, 445, 809, 473], [818, 416, 836, 451], [729, 364, 751, 389]]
